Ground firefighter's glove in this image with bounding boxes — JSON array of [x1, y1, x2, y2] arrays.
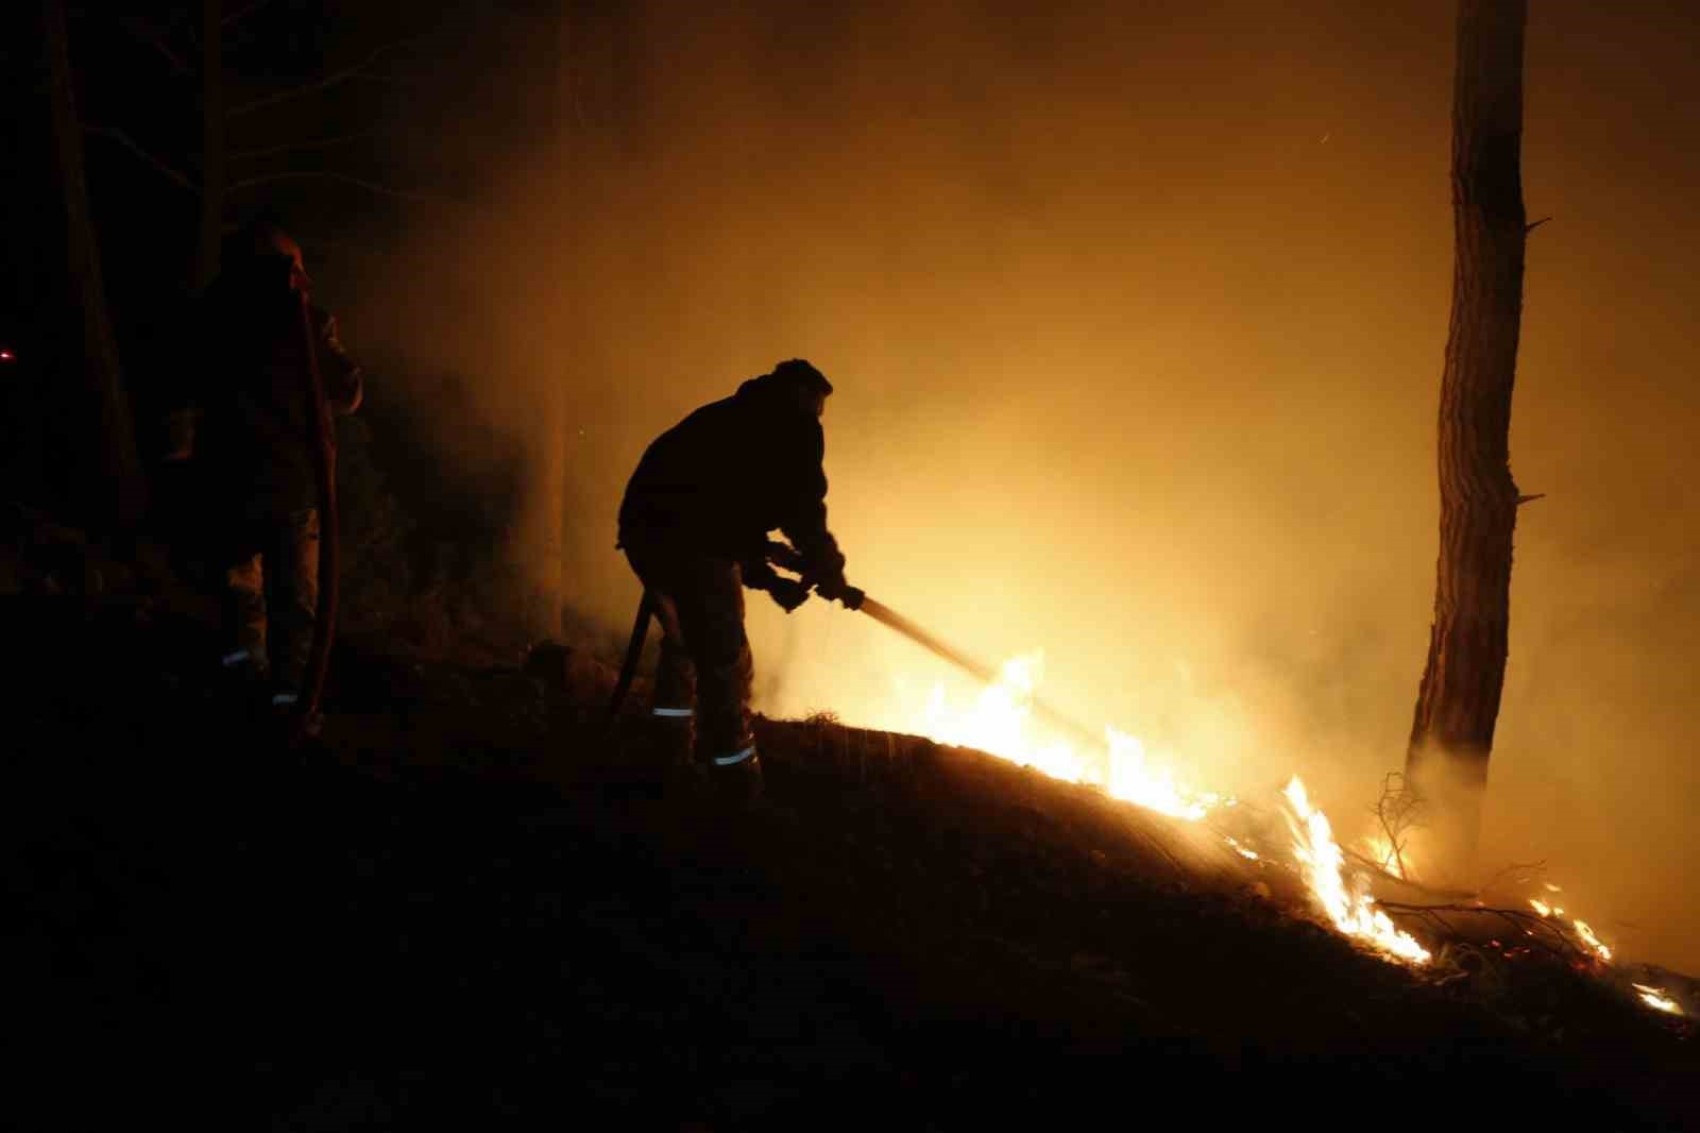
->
[[768, 577, 811, 613], [813, 577, 865, 611], [764, 539, 807, 575]]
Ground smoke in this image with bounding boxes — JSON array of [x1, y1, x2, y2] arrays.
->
[[347, 1, 1700, 972]]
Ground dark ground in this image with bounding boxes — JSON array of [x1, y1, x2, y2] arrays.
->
[[5, 542, 1699, 1130]]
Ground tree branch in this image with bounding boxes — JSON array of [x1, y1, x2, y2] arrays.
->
[[1380, 901, 1592, 962], [223, 0, 281, 26], [1526, 215, 1553, 234], [228, 170, 461, 208], [226, 37, 422, 118], [116, 16, 190, 75], [1371, 770, 1420, 880], [84, 125, 198, 193], [229, 132, 377, 161], [1343, 849, 1478, 901]]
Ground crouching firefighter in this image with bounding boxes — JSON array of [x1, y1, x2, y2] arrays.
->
[[614, 359, 863, 802]]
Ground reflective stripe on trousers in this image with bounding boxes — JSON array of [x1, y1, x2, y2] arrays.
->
[[713, 744, 756, 767], [622, 544, 754, 763]]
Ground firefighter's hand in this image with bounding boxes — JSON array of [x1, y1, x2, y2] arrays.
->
[[764, 539, 807, 575], [813, 577, 865, 611], [768, 577, 811, 613], [162, 408, 197, 463]]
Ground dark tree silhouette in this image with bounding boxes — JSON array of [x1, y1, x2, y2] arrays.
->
[[44, 0, 144, 530], [1406, 0, 1533, 878]]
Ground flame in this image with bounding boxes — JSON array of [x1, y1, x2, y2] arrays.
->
[[916, 651, 1223, 820], [1224, 835, 1260, 861], [885, 647, 1689, 1001], [1282, 777, 1432, 965], [1632, 984, 1684, 1016], [1528, 899, 1615, 963], [902, 650, 1436, 962], [1106, 726, 1224, 820], [1571, 918, 1613, 964], [1363, 833, 1408, 879]]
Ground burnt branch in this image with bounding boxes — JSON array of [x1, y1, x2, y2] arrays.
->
[[1344, 851, 1478, 901], [223, 0, 281, 26], [116, 16, 190, 75], [229, 133, 377, 161], [1370, 770, 1423, 880], [227, 37, 423, 118], [1478, 859, 1549, 899], [227, 170, 462, 208], [84, 125, 198, 192], [1380, 901, 1592, 963]]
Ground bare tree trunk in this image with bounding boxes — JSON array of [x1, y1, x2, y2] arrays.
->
[[1406, 0, 1530, 879], [44, 0, 144, 530], [511, 4, 590, 642], [196, 0, 225, 288]]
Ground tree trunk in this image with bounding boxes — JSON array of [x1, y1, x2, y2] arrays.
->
[[1406, 0, 1529, 878], [43, 0, 144, 531], [196, 0, 225, 288], [510, 4, 588, 641]]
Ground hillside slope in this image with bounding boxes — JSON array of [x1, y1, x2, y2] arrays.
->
[[5, 588, 1696, 1131]]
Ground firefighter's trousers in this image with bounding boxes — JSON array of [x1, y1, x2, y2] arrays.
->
[[622, 540, 756, 768], [223, 506, 320, 693]]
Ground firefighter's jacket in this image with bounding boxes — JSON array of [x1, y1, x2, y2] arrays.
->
[[619, 371, 845, 585], [191, 262, 363, 515]]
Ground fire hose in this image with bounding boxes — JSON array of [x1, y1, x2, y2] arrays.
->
[[604, 558, 1103, 753], [851, 594, 1106, 752], [293, 289, 338, 743]]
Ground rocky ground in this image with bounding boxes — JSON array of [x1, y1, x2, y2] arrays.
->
[[5, 519, 1697, 1130]]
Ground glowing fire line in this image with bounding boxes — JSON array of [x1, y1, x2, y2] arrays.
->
[[891, 647, 1686, 1010], [1634, 984, 1683, 1015], [906, 650, 1429, 964], [1282, 777, 1432, 965]]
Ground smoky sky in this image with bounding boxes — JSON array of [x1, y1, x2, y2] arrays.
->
[[324, 0, 1700, 971]]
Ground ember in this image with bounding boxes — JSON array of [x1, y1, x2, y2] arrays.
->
[[1634, 984, 1683, 1015]]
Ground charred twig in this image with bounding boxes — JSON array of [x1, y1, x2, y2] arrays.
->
[[1370, 771, 1422, 880], [83, 125, 198, 192], [229, 132, 378, 161], [1477, 859, 1549, 900], [115, 16, 190, 75], [223, 0, 281, 26], [1380, 901, 1592, 962], [1343, 850, 1478, 901], [227, 36, 425, 118], [227, 170, 465, 208]]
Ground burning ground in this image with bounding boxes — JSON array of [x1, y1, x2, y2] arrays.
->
[[5, 548, 1698, 1130]]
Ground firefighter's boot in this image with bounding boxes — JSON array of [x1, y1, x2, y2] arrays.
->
[[704, 742, 764, 807]]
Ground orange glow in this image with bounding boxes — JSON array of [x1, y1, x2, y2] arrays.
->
[[894, 648, 1434, 965], [1283, 777, 1432, 965], [914, 650, 1226, 821], [1633, 984, 1684, 1016]]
